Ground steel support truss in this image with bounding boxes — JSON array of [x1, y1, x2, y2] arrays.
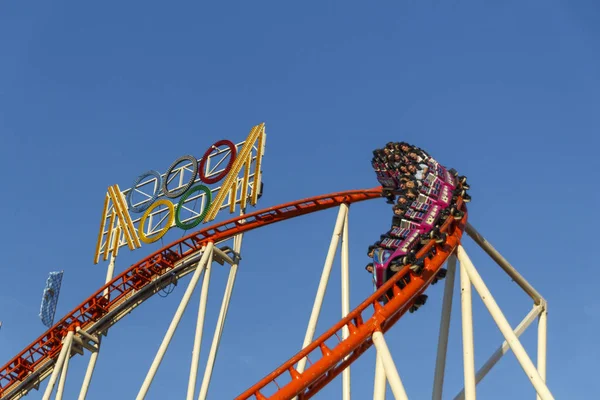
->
[[292, 217, 553, 400], [431, 222, 553, 400], [34, 236, 244, 400], [296, 204, 414, 400], [5, 201, 553, 400], [134, 233, 245, 400]]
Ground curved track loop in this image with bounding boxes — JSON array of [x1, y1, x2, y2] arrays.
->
[[238, 199, 468, 400], [0, 188, 382, 399]]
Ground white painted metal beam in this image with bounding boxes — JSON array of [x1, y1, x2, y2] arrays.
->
[[465, 223, 543, 304], [453, 305, 542, 400], [136, 243, 213, 400], [374, 354, 386, 400], [297, 205, 348, 374], [537, 302, 548, 400], [42, 330, 74, 400], [432, 255, 457, 400], [187, 248, 214, 399], [459, 257, 476, 400], [198, 233, 244, 400], [372, 331, 408, 400], [341, 204, 351, 400], [456, 246, 554, 400]]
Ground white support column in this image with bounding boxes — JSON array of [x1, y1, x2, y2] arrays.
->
[[42, 330, 74, 400], [432, 254, 457, 400], [55, 334, 73, 400], [465, 223, 542, 303], [79, 250, 117, 400], [136, 243, 214, 400], [187, 249, 214, 400], [371, 331, 408, 400], [297, 205, 348, 374], [373, 354, 386, 400], [340, 204, 351, 400], [460, 256, 476, 400], [537, 303, 547, 400], [198, 233, 244, 400], [456, 246, 554, 400], [453, 305, 542, 400]]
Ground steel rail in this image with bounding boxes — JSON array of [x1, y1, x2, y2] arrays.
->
[[0, 188, 382, 399], [237, 198, 467, 399]]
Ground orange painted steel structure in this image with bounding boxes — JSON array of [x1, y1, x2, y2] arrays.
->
[[0, 188, 382, 399], [237, 198, 467, 400], [0, 187, 466, 400]]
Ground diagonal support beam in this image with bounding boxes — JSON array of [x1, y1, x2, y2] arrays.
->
[[187, 247, 214, 399], [42, 330, 74, 400], [372, 331, 408, 400], [456, 246, 554, 400], [297, 205, 348, 374], [465, 223, 543, 304], [198, 233, 244, 400], [453, 305, 543, 400], [374, 353, 386, 400], [136, 243, 214, 400]]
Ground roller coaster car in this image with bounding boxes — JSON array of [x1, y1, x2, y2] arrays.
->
[[375, 169, 399, 191], [424, 173, 456, 192], [426, 160, 463, 189], [372, 230, 421, 290], [419, 184, 452, 209], [381, 227, 412, 240], [408, 197, 451, 223], [404, 204, 442, 230], [397, 213, 448, 245]]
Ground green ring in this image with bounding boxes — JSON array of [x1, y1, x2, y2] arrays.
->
[[175, 184, 212, 230]]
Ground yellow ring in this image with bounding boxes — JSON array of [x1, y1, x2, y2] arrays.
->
[[138, 199, 175, 244]]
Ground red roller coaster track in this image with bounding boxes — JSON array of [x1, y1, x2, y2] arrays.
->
[[0, 187, 466, 399]]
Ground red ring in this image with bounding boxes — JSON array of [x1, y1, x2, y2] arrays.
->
[[198, 140, 237, 184]]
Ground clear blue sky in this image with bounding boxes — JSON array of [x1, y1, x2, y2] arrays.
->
[[1, 1, 599, 399]]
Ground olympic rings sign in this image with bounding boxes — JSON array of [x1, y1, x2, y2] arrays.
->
[[125, 140, 237, 244], [94, 123, 266, 264]]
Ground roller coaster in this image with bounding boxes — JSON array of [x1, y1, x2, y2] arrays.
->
[[0, 128, 553, 399]]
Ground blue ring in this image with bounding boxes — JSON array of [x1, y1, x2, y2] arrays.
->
[[126, 170, 163, 213]]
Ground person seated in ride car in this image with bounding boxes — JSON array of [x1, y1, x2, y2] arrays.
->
[[365, 263, 374, 274], [404, 187, 418, 200], [407, 151, 425, 163], [398, 164, 409, 175], [367, 243, 381, 258], [399, 142, 411, 154], [392, 203, 409, 217], [400, 176, 421, 190], [396, 194, 409, 207], [412, 146, 432, 161], [390, 153, 404, 169], [407, 163, 429, 180]]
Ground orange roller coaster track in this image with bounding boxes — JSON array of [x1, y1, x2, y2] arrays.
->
[[0, 187, 466, 400], [237, 199, 466, 400]]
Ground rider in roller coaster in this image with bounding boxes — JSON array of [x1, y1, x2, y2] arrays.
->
[[367, 140, 470, 309]]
